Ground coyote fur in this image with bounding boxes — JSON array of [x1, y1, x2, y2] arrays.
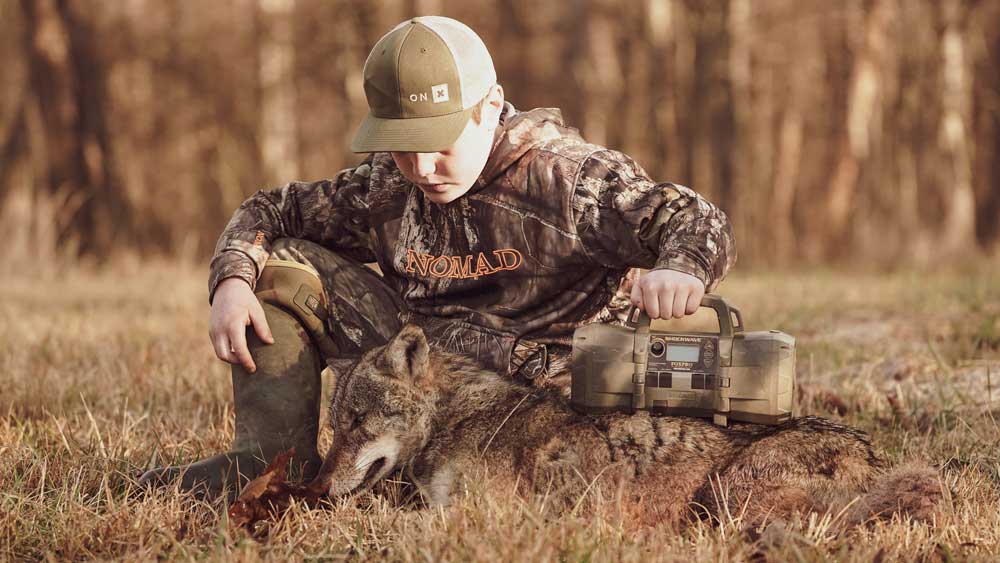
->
[[311, 324, 941, 528]]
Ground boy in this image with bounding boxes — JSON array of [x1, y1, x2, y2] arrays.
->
[[140, 16, 736, 494]]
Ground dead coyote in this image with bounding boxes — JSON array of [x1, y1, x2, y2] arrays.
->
[[311, 324, 941, 528]]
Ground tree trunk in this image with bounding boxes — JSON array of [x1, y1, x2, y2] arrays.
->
[[825, 0, 890, 256], [20, 0, 130, 258], [935, 0, 977, 254], [258, 0, 300, 186]]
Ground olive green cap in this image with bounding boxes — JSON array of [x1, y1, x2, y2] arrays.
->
[[351, 16, 497, 153]]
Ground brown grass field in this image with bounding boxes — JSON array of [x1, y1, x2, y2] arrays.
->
[[1, 263, 998, 561]]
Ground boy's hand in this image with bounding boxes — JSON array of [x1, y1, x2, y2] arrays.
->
[[209, 277, 274, 373], [629, 269, 705, 320]]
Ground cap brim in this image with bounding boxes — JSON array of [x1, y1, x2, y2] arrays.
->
[[350, 106, 474, 153]]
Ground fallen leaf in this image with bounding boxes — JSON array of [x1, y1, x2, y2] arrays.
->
[[227, 448, 324, 530]]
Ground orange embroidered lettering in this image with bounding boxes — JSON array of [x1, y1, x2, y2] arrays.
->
[[494, 249, 522, 270], [403, 248, 523, 279], [474, 252, 496, 277], [405, 249, 433, 276], [430, 256, 451, 276], [449, 255, 474, 278]]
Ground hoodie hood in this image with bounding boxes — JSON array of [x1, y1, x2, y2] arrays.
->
[[470, 102, 583, 194]]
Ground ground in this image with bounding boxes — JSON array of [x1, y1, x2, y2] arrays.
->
[[1, 262, 998, 561]]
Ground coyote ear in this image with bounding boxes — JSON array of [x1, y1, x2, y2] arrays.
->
[[326, 357, 356, 379], [386, 324, 430, 384]]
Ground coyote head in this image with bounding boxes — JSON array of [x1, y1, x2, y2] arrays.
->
[[312, 323, 439, 497]]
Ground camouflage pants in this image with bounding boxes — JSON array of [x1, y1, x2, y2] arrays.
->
[[267, 238, 570, 388]]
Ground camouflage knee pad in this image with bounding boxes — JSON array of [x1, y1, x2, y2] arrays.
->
[[268, 238, 407, 358], [254, 259, 339, 360]]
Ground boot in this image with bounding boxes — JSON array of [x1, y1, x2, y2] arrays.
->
[[138, 302, 323, 496]]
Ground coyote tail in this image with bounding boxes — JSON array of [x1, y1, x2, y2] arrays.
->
[[846, 463, 942, 526]]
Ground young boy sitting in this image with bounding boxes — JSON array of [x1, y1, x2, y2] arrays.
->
[[140, 15, 736, 494]]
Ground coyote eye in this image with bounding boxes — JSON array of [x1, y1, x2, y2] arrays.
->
[[350, 412, 366, 431]]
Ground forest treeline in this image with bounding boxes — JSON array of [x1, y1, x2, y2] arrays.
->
[[1, 0, 998, 267]]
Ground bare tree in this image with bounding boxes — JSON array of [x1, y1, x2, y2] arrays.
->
[[2, 0, 999, 265], [19, 0, 132, 258]]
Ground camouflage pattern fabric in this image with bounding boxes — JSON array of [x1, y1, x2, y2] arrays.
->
[[210, 102, 736, 380], [266, 237, 566, 382], [268, 238, 406, 359]]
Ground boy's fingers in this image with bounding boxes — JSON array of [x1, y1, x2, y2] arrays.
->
[[685, 289, 701, 315], [248, 302, 274, 344], [672, 289, 688, 318], [229, 323, 256, 373], [661, 288, 677, 320], [213, 334, 233, 363], [645, 286, 662, 319]]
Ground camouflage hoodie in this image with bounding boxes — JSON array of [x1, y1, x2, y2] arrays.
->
[[209, 102, 736, 356]]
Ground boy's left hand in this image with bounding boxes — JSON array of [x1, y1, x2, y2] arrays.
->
[[629, 269, 705, 319]]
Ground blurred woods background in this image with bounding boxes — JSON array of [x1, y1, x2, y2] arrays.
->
[[1, 0, 998, 269]]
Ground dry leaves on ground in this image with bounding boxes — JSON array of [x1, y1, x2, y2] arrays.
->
[[227, 448, 324, 531]]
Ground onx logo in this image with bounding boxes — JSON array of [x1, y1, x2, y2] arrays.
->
[[431, 83, 449, 103], [408, 84, 450, 104]]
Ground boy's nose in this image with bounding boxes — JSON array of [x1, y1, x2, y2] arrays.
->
[[414, 153, 438, 178]]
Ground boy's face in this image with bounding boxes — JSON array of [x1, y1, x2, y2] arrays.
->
[[391, 86, 503, 205]]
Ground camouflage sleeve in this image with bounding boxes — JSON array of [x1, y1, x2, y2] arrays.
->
[[207, 155, 377, 303], [571, 149, 737, 291]]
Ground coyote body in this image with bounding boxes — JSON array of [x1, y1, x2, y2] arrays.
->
[[314, 324, 940, 527]]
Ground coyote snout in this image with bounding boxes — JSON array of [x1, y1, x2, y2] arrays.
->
[[311, 323, 942, 527], [319, 435, 400, 497]]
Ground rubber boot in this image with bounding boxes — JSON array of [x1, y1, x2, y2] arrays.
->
[[138, 302, 323, 496]]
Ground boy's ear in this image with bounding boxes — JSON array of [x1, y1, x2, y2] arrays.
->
[[484, 84, 503, 127], [385, 324, 431, 384], [489, 83, 504, 107]]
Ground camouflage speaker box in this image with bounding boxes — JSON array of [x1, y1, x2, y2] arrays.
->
[[570, 294, 795, 426]]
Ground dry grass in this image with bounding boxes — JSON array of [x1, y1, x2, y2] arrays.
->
[[1, 262, 998, 561]]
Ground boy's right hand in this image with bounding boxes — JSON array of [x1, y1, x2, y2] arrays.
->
[[209, 277, 275, 373]]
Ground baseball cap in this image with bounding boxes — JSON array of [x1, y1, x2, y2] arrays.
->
[[350, 16, 497, 153]]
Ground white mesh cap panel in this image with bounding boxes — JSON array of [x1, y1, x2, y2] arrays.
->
[[416, 16, 497, 109]]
